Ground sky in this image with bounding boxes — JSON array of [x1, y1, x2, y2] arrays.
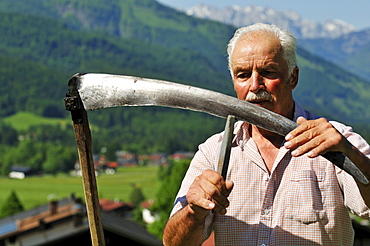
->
[[157, 0, 370, 30]]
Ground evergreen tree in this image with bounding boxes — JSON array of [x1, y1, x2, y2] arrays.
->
[[0, 190, 24, 218], [130, 183, 146, 207], [130, 183, 147, 226], [0, 122, 18, 146]]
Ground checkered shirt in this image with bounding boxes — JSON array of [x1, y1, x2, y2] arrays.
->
[[170, 102, 370, 246]]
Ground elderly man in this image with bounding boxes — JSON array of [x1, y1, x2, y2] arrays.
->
[[163, 23, 370, 245]]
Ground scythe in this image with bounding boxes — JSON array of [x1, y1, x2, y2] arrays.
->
[[64, 73, 368, 245]]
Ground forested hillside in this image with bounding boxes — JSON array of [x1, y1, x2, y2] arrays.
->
[[1, 0, 370, 175], [0, 11, 233, 117]]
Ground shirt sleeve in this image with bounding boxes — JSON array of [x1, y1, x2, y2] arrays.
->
[[331, 121, 370, 218], [169, 133, 221, 241]]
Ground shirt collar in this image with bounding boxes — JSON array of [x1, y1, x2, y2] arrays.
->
[[293, 101, 309, 122]]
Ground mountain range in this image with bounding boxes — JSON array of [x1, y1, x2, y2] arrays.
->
[[186, 4, 357, 39], [0, 0, 369, 147], [186, 4, 370, 82]]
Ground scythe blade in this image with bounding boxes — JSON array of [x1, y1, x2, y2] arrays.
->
[[67, 73, 368, 185]]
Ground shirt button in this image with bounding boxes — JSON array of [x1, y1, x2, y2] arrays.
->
[[263, 175, 269, 181], [260, 244, 267, 246]]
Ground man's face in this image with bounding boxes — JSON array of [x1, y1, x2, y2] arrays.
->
[[231, 31, 298, 119]]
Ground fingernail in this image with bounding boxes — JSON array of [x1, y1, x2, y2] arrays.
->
[[209, 202, 215, 209], [284, 141, 291, 148], [285, 134, 292, 141], [307, 151, 314, 158], [291, 149, 299, 156]]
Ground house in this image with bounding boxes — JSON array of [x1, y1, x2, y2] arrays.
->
[[0, 194, 162, 246], [138, 153, 167, 166], [99, 198, 134, 219], [168, 151, 194, 161], [116, 151, 138, 167], [141, 200, 158, 225], [8, 167, 36, 179]]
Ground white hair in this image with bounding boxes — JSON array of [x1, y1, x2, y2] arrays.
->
[[227, 23, 297, 77]]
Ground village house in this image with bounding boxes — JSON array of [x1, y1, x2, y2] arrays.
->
[[0, 194, 162, 246]]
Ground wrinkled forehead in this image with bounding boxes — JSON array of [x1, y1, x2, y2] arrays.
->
[[234, 30, 282, 56]]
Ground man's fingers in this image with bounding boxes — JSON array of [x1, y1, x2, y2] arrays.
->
[[285, 116, 308, 141], [202, 171, 233, 212], [225, 180, 234, 193], [296, 116, 307, 125], [284, 117, 345, 157], [187, 170, 234, 215]]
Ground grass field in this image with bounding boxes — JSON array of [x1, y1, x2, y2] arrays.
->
[[0, 166, 161, 210], [3, 111, 71, 131]]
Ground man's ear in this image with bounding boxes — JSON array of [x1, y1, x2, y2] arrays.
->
[[290, 66, 299, 90]]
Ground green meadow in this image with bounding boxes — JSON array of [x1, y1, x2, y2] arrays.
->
[[0, 166, 161, 210], [3, 111, 71, 131]]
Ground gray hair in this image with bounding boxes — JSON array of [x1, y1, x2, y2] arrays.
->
[[227, 23, 297, 77]]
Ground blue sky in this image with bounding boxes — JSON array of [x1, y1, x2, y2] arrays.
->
[[157, 0, 370, 30]]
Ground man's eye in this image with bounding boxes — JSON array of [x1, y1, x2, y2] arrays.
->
[[237, 72, 250, 79], [263, 70, 274, 75], [261, 71, 278, 78]]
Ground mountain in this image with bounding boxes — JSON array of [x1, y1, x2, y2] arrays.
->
[[0, 0, 370, 139], [0, 0, 235, 75], [185, 4, 370, 83], [185, 4, 357, 39], [300, 29, 370, 82]]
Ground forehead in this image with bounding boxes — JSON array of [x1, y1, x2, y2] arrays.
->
[[231, 31, 284, 67]]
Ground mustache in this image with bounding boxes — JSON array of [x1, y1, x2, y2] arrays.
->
[[245, 90, 273, 102]]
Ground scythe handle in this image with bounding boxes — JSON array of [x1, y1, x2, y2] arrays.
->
[[65, 80, 106, 246]]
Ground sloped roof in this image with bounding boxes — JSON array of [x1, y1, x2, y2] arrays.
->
[[101, 211, 162, 246], [0, 197, 163, 246], [0, 197, 74, 239], [99, 198, 133, 212]]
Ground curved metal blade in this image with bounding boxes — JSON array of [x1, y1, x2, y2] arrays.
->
[[69, 73, 298, 135], [67, 73, 369, 184]]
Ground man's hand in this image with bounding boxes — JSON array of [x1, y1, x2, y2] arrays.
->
[[186, 170, 234, 219], [284, 117, 351, 158], [163, 170, 233, 246]]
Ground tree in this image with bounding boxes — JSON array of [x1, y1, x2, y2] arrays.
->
[[0, 122, 18, 146], [148, 159, 190, 239], [42, 144, 76, 173], [130, 183, 146, 207], [130, 183, 147, 226], [0, 190, 24, 218]]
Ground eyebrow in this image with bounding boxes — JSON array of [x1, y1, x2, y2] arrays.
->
[[262, 63, 280, 70], [233, 63, 279, 74], [232, 66, 251, 75]]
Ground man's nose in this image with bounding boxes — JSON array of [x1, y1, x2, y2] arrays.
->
[[249, 72, 263, 93]]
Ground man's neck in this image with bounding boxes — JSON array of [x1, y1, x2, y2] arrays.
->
[[249, 125, 285, 173], [249, 125, 285, 148]]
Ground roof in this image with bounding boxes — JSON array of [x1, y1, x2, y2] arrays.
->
[[0, 196, 162, 246], [99, 198, 133, 212], [101, 211, 162, 246], [0, 197, 78, 240]]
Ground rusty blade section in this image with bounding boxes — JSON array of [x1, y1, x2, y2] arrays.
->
[[68, 73, 369, 184]]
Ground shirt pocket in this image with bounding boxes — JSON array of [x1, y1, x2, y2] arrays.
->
[[285, 170, 328, 225]]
